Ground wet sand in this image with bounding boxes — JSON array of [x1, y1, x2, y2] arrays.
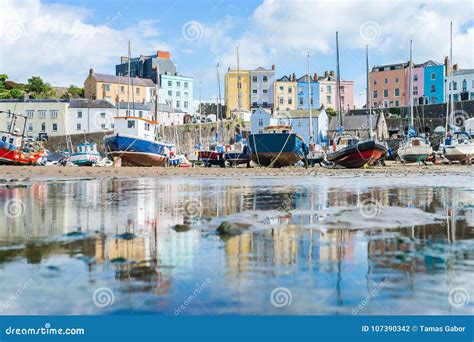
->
[[0, 161, 472, 181]]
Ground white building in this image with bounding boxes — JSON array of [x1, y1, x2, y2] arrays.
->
[[155, 103, 186, 126], [0, 98, 69, 138], [250, 107, 329, 144], [446, 68, 474, 102]]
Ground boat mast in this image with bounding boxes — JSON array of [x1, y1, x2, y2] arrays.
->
[[336, 31, 342, 127], [198, 79, 202, 144], [366, 45, 373, 140], [216, 62, 220, 143], [127, 40, 131, 119], [409, 39, 414, 132], [237, 46, 241, 121], [449, 21, 453, 128], [307, 53, 313, 142]]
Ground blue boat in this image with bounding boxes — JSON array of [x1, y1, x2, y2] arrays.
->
[[104, 117, 174, 167], [70, 142, 101, 166], [224, 135, 250, 167], [248, 125, 308, 167]]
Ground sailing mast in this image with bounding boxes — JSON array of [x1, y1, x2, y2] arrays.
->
[[307, 54, 314, 142], [216, 62, 220, 143], [127, 40, 131, 119], [237, 46, 241, 121], [198, 79, 202, 145], [449, 21, 453, 128], [408, 39, 414, 133], [336, 31, 342, 127], [366, 45, 373, 140]]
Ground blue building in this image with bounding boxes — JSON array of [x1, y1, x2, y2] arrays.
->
[[160, 73, 194, 115], [422, 61, 445, 105], [296, 74, 320, 110]]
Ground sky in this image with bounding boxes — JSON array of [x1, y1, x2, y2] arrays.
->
[[1, 0, 473, 108]]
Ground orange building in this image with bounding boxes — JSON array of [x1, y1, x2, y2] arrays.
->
[[369, 62, 408, 109]]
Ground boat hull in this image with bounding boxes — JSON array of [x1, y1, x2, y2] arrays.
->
[[104, 134, 170, 167], [248, 133, 307, 167], [198, 150, 225, 166], [224, 151, 250, 166], [70, 154, 101, 166], [441, 144, 474, 162], [0, 147, 45, 165], [397, 145, 432, 163], [327, 140, 388, 168]]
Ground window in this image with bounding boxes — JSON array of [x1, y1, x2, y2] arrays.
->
[[177, 81, 181, 87], [39, 110, 46, 119], [384, 78, 388, 84], [414, 75, 418, 82], [413, 86, 418, 95], [184, 82, 188, 88], [258, 119, 263, 126], [453, 94, 459, 101], [168, 81, 172, 86], [288, 87, 292, 94], [394, 88, 400, 96], [431, 84, 436, 93], [326, 85, 332, 93], [395, 77, 399, 83], [26, 110, 34, 118], [298, 87, 303, 94], [279, 86, 284, 91], [176, 100, 180, 107], [176, 91, 181, 97], [101, 123, 106, 129], [279, 98, 284, 105], [100, 112, 106, 118], [184, 92, 188, 98], [184, 101, 188, 109], [263, 102, 268, 107], [27, 123, 33, 131], [76, 123, 81, 131], [104, 84, 111, 91], [453, 81, 457, 90], [326, 95, 331, 103], [127, 120, 135, 128], [138, 111, 143, 118], [252, 102, 257, 107], [144, 123, 150, 131], [373, 79, 377, 85], [383, 89, 388, 98], [288, 98, 292, 105], [263, 76, 268, 82], [431, 96, 436, 104], [263, 89, 268, 94], [462, 79, 467, 91], [373, 90, 378, 98], [252, 76, 257, 82], [470, 92, 474, 100], [77, 111, 82, 118], [168, 91, 172, 96], [431, 73, 436, 80], [120, 86, 125, 93], [395, 100, 400, 106], [299, 97, 303, 106], [252, 89, 257, 94], [41, 122, 46, 131]]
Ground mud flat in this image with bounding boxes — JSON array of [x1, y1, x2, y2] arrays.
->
[[0, 161, 472, 181]]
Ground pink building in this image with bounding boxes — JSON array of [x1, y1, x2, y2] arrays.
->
[[407, 64, 424, 106], [338, 80, 354, 112]]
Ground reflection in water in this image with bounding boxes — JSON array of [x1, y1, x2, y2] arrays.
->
[[0, 177, 473, 315]]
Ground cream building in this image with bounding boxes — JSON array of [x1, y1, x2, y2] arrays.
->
[[224, 69, 250, 118], [84, 69, 156, 105], [0, 98, 69, 138], [274, 74, 297, 111]]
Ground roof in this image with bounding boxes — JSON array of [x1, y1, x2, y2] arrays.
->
[[0, 98, 67, 103], [452, 69, 474, 76], [328, 112, 382, 131], [275, 109, 325, 119], [297, 74, 315, 82], [69, 98, 115, 108], [276, 75, 292, 82], [372, 62, 408, 72], [117, 102, 153, 111], [416, 60, 442, 68], [90, 73, 155, 87]]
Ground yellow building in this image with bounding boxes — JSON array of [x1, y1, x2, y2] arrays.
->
[[274, 75, 297, 111], [224, 69, 250, 118], [84, 69, 156, 105]]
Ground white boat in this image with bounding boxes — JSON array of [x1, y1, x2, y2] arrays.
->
[[440, 131, 474, 162], [70, 142, 101, 166]]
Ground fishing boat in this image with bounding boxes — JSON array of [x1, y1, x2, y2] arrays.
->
[[326, 34, 388, 168], [398, 39, 433, 164], [169, 154, 192, 167], [248, 125, 308, 167], [0, 111, 46, 165], [70, 142, 101, 166], [104, 116, 174, 166]]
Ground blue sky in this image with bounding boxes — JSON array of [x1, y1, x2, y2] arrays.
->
[[2, 0, 473, 107]]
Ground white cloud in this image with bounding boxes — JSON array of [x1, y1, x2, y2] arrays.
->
[[0, 0, 171, 86]]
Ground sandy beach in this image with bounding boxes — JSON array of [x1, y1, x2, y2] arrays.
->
[[0, 161, 472, 181]]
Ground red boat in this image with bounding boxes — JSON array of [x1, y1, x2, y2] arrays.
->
[[326, 133, 387, 168], [0, 111, 46, 165], [198, 143, 225, 167]]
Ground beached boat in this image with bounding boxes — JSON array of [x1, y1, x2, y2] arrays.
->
[[104, 116, 174, 167], [224, 135, 250, 167], [248, 125, 307, 167], [0, 111, 46, 165], [440, 131, 474, 162], [70, 142, 101, 166], [198, 143, 225, 167]]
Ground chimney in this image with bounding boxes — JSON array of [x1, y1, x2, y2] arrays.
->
[[444, 56, 450, 76], [228, 67, 230, 72], [324, 70, 329, 77], [89, 68, 94, 75], [157, 51, 171, 59], [453, 63, 459, 71], [329, 70, 335, 77], [313, 73, 318, 81], [271, 64, 275, 70], [292, 73, 296, 82]]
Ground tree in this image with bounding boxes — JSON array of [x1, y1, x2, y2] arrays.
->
[[326, 107, 337, 117], [62, 85, 84, 99], [26, 76, 54, 98]]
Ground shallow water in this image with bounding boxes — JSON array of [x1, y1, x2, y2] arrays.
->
[[0, 175, 473, 315]]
